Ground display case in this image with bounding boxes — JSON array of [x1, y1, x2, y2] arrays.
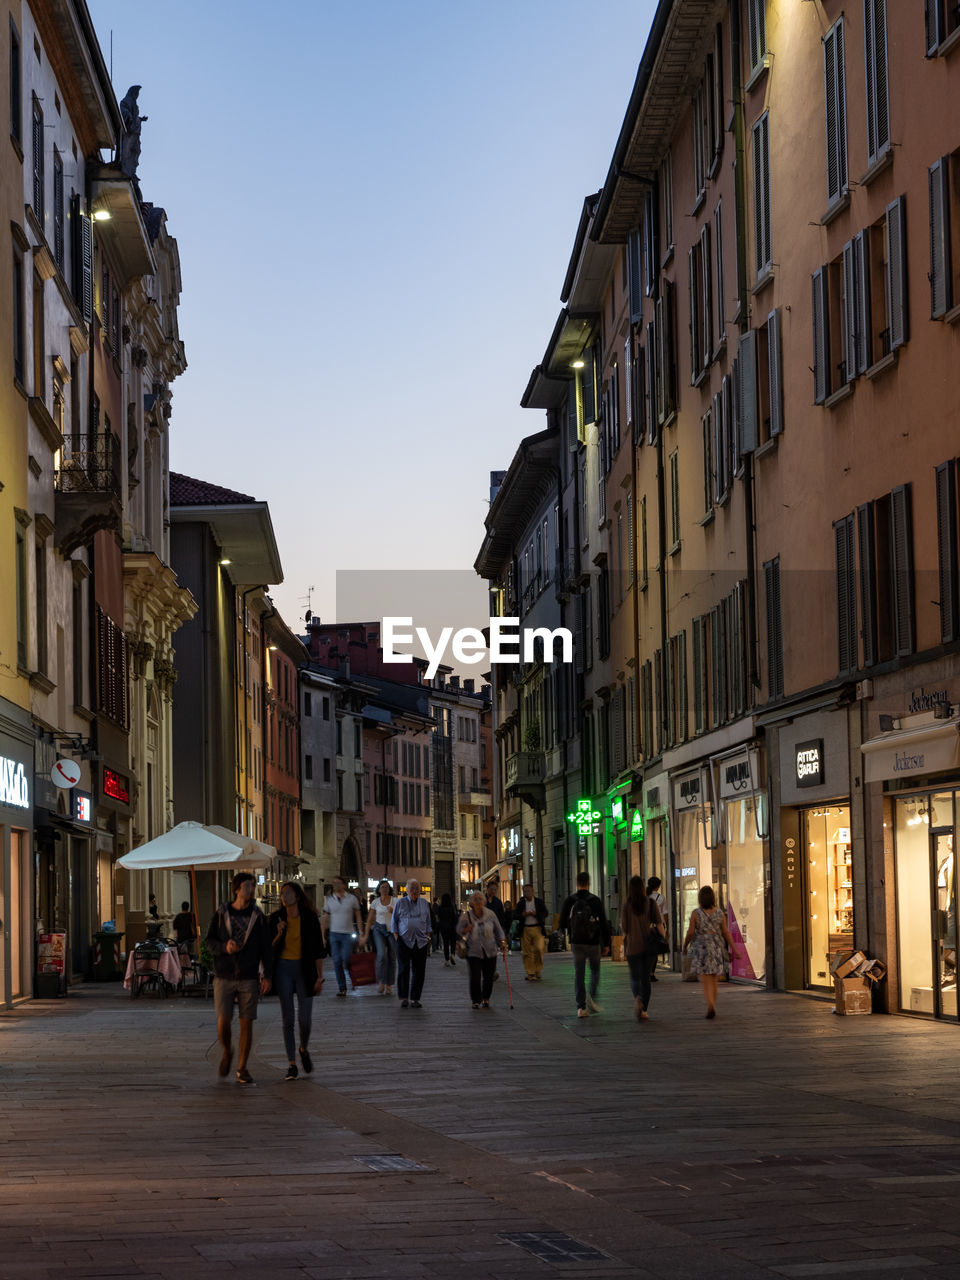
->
[[827, 824, 853, 959]]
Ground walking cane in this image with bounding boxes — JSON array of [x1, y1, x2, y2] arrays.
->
[[502, 945, 514, 1010]]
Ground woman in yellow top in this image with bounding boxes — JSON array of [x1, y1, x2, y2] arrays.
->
[[269, 883, 325, 1081]]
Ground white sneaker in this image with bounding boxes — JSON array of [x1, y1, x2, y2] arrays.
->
[[577, 1008, 589, 1018], [587, 996, 602, 1013]]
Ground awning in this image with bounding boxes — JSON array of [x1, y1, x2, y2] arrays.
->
[[860, 719, 960, 784], [480, 856, 520, 884]]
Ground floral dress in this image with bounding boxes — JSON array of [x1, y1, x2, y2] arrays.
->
[[687, 906, 727, 975]]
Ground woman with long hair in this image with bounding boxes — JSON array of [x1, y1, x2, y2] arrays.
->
[[361, 880, 397, 995], [620, 875, 665, 1022], [437, 892, 459, 966], [682, 885, 740, 1019], [269, 882, 325, 1080]]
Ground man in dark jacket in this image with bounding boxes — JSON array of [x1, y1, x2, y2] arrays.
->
[[513, 883, 548, 982], [558, 871, 611, 1018], [205, 871, 274, 1085], [484, 881, 506, 927]]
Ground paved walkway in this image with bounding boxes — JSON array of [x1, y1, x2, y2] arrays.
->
[[2, 953, 960, 1278]]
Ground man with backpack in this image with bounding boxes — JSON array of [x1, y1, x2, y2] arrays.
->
[[558, 871, 611, 1018]]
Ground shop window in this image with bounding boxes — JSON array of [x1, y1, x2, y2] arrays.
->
[[804, 805, 852, 988], [929, 153, 960, 318]]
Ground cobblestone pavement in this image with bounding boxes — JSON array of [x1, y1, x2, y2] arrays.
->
[[3, 953, 960, 1278]]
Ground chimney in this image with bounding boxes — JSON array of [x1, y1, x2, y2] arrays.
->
[[449, 675, 460, 690], [464, 679, 475, 693]]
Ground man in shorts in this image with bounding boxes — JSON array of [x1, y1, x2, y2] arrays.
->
[[205, 872, 273, 1084]]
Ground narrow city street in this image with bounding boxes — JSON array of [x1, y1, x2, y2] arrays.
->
[[2, 955, 960, 1279]]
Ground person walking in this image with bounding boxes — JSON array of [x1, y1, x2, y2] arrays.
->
[[682, 885, 740, 1019], [172, 901, 197, 956], [361, 881, 397, 994], [205, 872, 273, 1085], [321, 876, 362, 998], [621, 876, 665, 1022], [484, 881, 506, 928], [269, 882, 325, 1080], [558, 871, 611, 1018], [646, 876, 669, 981], [393, 879, 433, 1008], [457, 891, 506, 1008], [513, 883, 548, 982], [437, 893, 459, 966]]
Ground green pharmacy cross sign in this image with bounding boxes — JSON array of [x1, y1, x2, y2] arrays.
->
[[566, 798, 601, 837]]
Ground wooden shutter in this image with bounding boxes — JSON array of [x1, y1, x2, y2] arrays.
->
[[767, 308, 784, 436], [722, 374, 735, 481], [885, 195, 908, 349], [80, 212, 93, 325], [628, 227, 644, 322], [842, 240, 857, 382], [633, 339, 646, 446], [654, 648, 664, 753], [749, 0, 765, 71], [688, 245, 700, 382], [731, 356, 742, 467], [929, 158, 951, 319], [854, 231, 871, 373], [738, 330, 759, 452], [645, 322, 657, 444], [644, 186, 659, 297], [834, 514, 858, 674], [713, 391, 724, 499], [865, 0, 890, 164], [661, 279, 676, 420], [714, 200, 725, 342], [567, 378, 579, 444], [936, 460, 959, 643], [812, 267, 830, 403], [752, 113, 770, 275], [677, 631, 688, 744], [927, 0, 944, 55], [857, 503, 878, 668], [701, 223, 713, 363], [703, 411, 714, 512], [32, 102, 42, 219], [624, 337, 633, 432], [890, 484, 915, 656], [692, 617, 705, 735], [824, 20, 847, 205], [764, 557, 783, 700]]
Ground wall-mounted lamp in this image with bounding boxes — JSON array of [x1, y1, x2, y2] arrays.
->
[[92, 208, 112, 222], [571, 359, 585, 370], [218, 558, 231, 567]]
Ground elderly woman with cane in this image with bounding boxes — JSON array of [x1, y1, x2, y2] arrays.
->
[[457, 891, 507, 1009]]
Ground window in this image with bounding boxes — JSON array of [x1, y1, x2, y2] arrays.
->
[[824, 19, 848, 206], [581, 345, 597, 426], [305, 754, 313, 781], [12, 243, 24, 386], [764, 557, 783, 699], [702, 410, 714, 515], [714, 200, 726, 345], [15, 516, 28, 668], [937, 460, 960, 643], [35, 538, 47, 674], [710, 600, 728, 725], [460, 813, 466, 838], [692, 615, 708, 734], [354, 722, 361, 758], [355, 779, 362, 812], [670, 632, 688, 746], [706, 30, 724, 172], [752, 112, 771, 277], [858, 487, 915, 664], [96, 606, 129, 728], [9, 18, 21, 145], [640, 660, 654, 757], [70, 195, 93, 324], [747, 0, 767, 76], [628, 226, 643, 323], [929, 156, 960, 318], [323, 757, 331, 783], [322, 695, 330, 720], [640, 495, 648, 590], [863, 0, 890, 167], [31, 95, 42, 222], [72, 577, 84, 705], [660, 151, 674, 254], [693, 85, 706, 202], [927, 0, 960, 53], [669, 450, 680, 550], [655, 279, 677, 425], [834, 514, 858, 674], [643, 186, 658, 296], [738, 311, 782, 447], [688, 225, 713, 382], [53, 149, 63, 270], [303, 692, 312, 716]]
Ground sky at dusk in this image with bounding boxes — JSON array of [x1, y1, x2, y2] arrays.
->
[[87, 0, 657, 637]]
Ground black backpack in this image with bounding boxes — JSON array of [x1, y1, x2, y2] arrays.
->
[[568, 896, 600, 945]]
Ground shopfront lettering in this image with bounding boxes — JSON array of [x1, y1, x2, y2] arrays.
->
[[909, 687, 948, 714], [678, 777, 701, 805], [724, 760, 751, 791], [796, 739, 824, 788], [0, 757, 29, 809], [893, 750, 925, 774]]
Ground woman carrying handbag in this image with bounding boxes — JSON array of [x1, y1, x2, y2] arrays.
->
[[682, 885, 740, 1019], [620, 875, 665, 1022]]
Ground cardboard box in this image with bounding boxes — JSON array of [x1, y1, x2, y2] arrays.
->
[[834, 974, 872, 1015], [857, 958, 887, 984], [831, 950, 867, 980], [910, 986, 936, 1013]]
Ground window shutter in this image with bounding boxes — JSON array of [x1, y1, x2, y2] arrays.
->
[[890, 484, 915, 657], [812, 267, 830, 403], [722, 373, 735, 481], [752, 113, 771, 275], [749, 0, 766, 72], [677, 631, 688, 744], [583, 347, 598, 425], [714, 200, 725, 342], [688, 245, 700, 382], [885, 195, 908, 349], [929, 158, 951, 319], [701, 223, 713, 363], [824, 21, 847, 205], [628, 227, 644, 322], [854, 232, 871, 373], [567, 379, 579, 444], [574, 590, 584, 674], [764, 557, 783, 700], [644, 186, 659, 296], [654, 649, 664, 754], [80, 211, 93, 325], [926, 0, 944, 56], [713, 391, 724, 498], [703, 411, 714, 512], [633, 339, 646, 446], [731, 356, 742, 466], [738, 330, 759, 453], [645, 322, 657, 444], [662, 279, 676, 420], [767, 308, 784, 436], [624, 337, 633, 431], [32, 103, 43, 219], [857, 503, 877, 668], [864, 0, 890, 164], [842, 239, 857, 383], [692, 617, 705, 735], [834, 514, 858, 674], [936, 460, 959, 643]]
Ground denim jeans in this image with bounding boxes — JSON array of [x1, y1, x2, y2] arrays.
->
[[274, 958, 313, 1061], [626, 951, 653, 1010], [372, 923, 396, 985], [329, 932, 354, 992], [571, 943, 601, 1009]]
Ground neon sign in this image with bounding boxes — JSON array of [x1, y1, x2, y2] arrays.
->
[[566, 798, 600, 837], [630, 810, 644, 841], [103, 768, 130, 804]]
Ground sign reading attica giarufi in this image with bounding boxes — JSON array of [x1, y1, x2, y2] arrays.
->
[[796, 739, 824, 788]]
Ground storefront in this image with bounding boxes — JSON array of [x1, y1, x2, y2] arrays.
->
[[774, 707, 852, 993], [714, 746, 770, 983], [0, 702, 35, 1007], [862, 707, 960, 1020], [672, 766, 720, 940]]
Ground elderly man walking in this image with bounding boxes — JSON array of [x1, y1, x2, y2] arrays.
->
[[513, 882, 548, 982], [393, 879, 433, 1008]]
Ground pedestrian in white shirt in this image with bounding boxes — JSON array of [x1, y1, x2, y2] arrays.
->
[[361, 881, 396, 994], [321, 876, 362, 997]]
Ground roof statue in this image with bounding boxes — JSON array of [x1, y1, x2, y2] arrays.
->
[[118, 85, 148, 185]]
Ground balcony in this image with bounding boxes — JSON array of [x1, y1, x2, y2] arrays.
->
[[505, 750, 545, 811], [458, 789, 493, 811], [54, 432, 122, 556]]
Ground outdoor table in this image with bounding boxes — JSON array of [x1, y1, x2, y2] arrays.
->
[[123, 947, 182, 990]]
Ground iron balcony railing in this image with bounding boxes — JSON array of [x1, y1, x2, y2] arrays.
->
[[55, 432, 121, 500]]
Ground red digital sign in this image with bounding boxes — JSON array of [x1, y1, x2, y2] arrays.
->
[[102, 767, 130, 805]]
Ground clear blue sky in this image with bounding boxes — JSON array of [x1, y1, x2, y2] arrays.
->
[[88, 0, 657, 634]]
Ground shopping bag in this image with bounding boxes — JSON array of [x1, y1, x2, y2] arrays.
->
[[347, 950, 377, 987]]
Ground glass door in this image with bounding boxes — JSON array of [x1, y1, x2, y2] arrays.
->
[[933, 825, 957, 1019], [895, 791, 957, 1018], [802, 805, 852, 989]]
